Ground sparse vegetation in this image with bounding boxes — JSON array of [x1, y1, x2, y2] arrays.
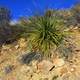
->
[[20, 11, 66, 57], [0, 4, 80, 80]]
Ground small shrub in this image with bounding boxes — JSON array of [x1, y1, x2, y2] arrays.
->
[[19, 52, 42, 65], [22, 11, 65, 57]]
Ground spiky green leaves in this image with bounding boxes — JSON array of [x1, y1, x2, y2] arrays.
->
[[26, 14, 65, 54]]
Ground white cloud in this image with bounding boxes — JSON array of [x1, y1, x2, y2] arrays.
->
[[9, 20, 18, 25]]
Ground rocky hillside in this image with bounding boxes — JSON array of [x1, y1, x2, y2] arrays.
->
[[0, 29, 80, 80]]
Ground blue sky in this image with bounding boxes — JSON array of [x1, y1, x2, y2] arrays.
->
[[0, 0, 79, 20]]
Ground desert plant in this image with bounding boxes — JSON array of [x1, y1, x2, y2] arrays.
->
[[23, 11, 66, 57]]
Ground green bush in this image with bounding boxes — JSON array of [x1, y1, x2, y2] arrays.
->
[[21, 11, 66, 56]]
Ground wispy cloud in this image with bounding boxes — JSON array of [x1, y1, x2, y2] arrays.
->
[[10, 20, 18, 25]]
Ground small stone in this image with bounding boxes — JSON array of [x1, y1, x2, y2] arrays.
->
[[37, 60, 53, 73], [69, 65, 76, 72], [70, 68, 75, 72], [53, 58, 65, 67], [9, 49, 12, 51], [15, 45, 19, 49], [4, 65, 13, 74]]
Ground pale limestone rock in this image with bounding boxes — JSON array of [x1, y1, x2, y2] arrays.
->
[[53, 58, 65, 67], [37, 60, 53, 73], [15, 45, 19, 49]]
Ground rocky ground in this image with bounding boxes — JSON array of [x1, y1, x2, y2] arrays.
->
[[0, 29, 80, 80]]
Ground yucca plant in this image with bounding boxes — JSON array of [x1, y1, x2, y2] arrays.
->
[[22, 11, 66, 56]]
